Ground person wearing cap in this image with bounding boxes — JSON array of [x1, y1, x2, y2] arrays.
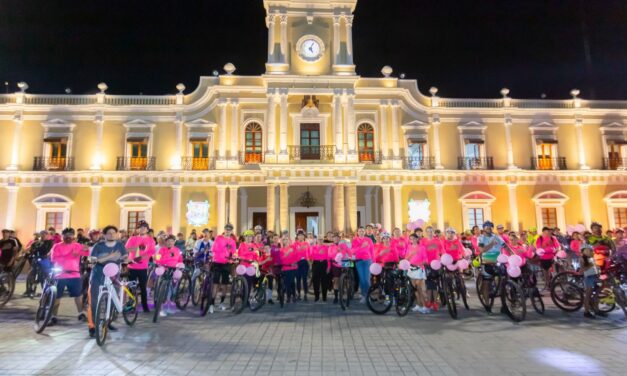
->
[[49, 228, 90, 324], [155, 234, 184, 317], [22, 230, 53, 297], [352, 227, 375, 304], [477, 221, 505, 313], [496, 225, 510, 246], [193, 228, 213, 262], [211, 224, 236, 311], [125, 220, 156, 313], [293, 230, 310, 301]]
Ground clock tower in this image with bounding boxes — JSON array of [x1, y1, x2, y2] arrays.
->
[[263, 0, 357, 76]]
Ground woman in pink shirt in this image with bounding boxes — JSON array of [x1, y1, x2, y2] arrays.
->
[[155, 235, 184, 317], [471, 226, 481, 256], [211, 224, 236, 312], [375, 233, 399, 266], [441, 228, 464, 261], [419, 226, 442, 310], [391, 228, 408, 259], [237, 230, 260, 293], [352, 227, 375, 304], [280, 235, 298, 303], [292, 231, 310, 301], [125, 220, 156, 312], [327, 233, 352, 304], [405, 233, 429, 313], [536, 227, 561, 289], [310, 236, 330, 302]]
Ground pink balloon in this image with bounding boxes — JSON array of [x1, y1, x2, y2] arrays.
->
[[173, 270, 182, 280], [335, 253, 343, 264], [457, 259, 469, 270], [399, 259, 411, 271], [507, 266, 521, 278], [446, 263, 457, 271], [463, 248, 473, 257], [416, 219, 425, 227], [155, 266, 165, 276], [236, 265, 247, 275], [103, 263, 119, 278], [508, 255, 523, 267], [536, 248, 545, 256], [430, 259, 442, 271], [369, 263, 382, 276], [497, 254, 509, 264], [246, 266, 256, 276], [441, 253, 454, 266], [176, 262, 185, 269], [575, 224, 586, 233], [556, 250, 567, 259]]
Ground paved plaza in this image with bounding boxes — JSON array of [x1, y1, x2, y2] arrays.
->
[[0, 281, 625, 376]]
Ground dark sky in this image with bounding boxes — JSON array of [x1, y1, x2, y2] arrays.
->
[[1, 0, 626, 99]]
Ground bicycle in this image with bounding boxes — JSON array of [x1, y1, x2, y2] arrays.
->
[[476, 263, 527, 322], [152, 263, 185, 323], [438, 264, 470, 319], [366, 262, 414, 316], [197, 258, 215, 316], [230, 259, 249, 315], [33, 267, 63, 333], [25, 255, 46, 297], [519, 266, 545, 315], [0, 267, 16, 308], [94, 263, 139, 346], [249, 263, 274, 312], [337, 258, 356, 311], [174, 259, 192, 310]]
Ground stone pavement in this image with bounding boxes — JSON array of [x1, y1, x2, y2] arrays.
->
[[0, 281, 625, 376]]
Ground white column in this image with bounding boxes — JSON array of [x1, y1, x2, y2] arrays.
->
[[575, 118, 589, 170], [279, 14, 288, 64], [239, 188, 248, 232], [266, 184, 277, 232], [382, 185, 392, 231], [508, 183, 519, 232], [278, 93, 289, 162], [7, 115, 22, 170], [435, 182, 444, 230], [90, 185, 101, 230], [267, 14, 276, 63], [364, 187, 373, 225], [91, 114, 104, 170], [344, 91, 357, 162], [333, 184, 345, 232], [228, 186, 238, 234], [5, 185, 18, 230], [230, 100, 239, 161], [379, 103, 389, 160], [279, 184, 289, 232], [171, 114, 183, 169], [392, 185, 402, 230], [333, 91, 344, 161], [266, 90, 277, 160], [216, 185, 227, 233], [344, 16, 354, 65], [504, 115, 517, 169], [391, 102, 401, 168], [580, 183, 591, 228], [218, 101, 227, 161], [332, 16, 341, 66], [324, 186, 332, 234], [432, 115, 443, 169], [171, 185, 182, 234], [374, 187, 380, 225]]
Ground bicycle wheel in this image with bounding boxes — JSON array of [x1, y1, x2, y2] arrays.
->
[[191, 273, 204, 306], [152, 280, 167, 323], [612, 283, 627, 319], [95, 291, 110, 346], [199, 275, 213, 317], [122, 286, 138, 326], [501, 280, 526, 322], [248, 280, 266, 312], [175, 274, 191, 310], [338, 272, 352, 311], [596, 287, 616, 314], [366, 280, 392, 315], [530, 287, 545, 315], [476, 274, 495, 312], [550, 281, 583, 312], [34, 286, 56, 333], [443, 276, 458, 319], [26, 269, 37, 297], [456, 273, 470, 310], [395, 278, 413, 317], [230, 277, 248, 314], [0, 272, 15, 307]]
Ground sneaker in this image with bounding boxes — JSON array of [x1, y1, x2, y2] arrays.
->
[[209, 305, 214, 314], [219, 303, 227, 311], [411, 305, 421, 312], [584, 311, 595, 319], [159, 310, 167, 317], [77, 312, 87, 321], [425, 301, 432, 309], [49, 317, 58, 326], [419, 307, 431, 314], [359, 297, 366, 304], [431, 302, 439, 311], [268, 299, 274, 305], [88, 328, 95, 338], [108, 324, 118, 331], [333, 297, 338, 304]]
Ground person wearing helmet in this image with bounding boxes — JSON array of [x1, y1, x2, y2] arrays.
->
[[442, 227, 464, 262], [351, 227, 375, 304], [48, 228, 90, 325], [154, 235, 184, 317], [405, 233, 429, 314], [376, 231, 399, 298], [293, 230, 310, 302], [211, 224, 236, 311], [586, 222, 615, 273], [419, 226, 443, 311], [237, 230, 260, 297], [125, 220, 156, 313], [477, 221, 505, 313]]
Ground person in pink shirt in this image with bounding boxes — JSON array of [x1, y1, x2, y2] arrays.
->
[[328, 233, 352, 304], [442, 228, 464, 261], [49, 228, 90, 325], [280, 235, 299, 303], [310, 236, 330, 302], [375, 233, 399, 266], [391, 228, 408, 259], [155, 235, 184, 317], [237, 230, 260, 294], [211, 224, 236, 312], [48, 227, 62, 244], [536, 226, 561, 289], [405, 233, 429, 313], [125, 220, 156, 313], [419, 226, 442, 310], [292, 231, 310, 301], [470, 226, 481, 256], [497, 224, 511, 246], [352, 227, 375, 303]]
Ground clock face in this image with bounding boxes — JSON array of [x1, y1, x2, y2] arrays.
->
[[298, 37, 324, 62]]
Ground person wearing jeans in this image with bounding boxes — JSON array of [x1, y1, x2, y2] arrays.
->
[[293, 231, 310, 301], [351, 227, 374, 303]]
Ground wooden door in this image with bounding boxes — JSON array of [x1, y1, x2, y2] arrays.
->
[[191, 141, 209, 170], [608, 143, 622, 169], [300, 123, 320, 160], [252, 212, 267, 230], [294, 212, 318, 233], [48, 141, 67, 170], [129, 142, 148, 170], [537, 143, 553, 170]]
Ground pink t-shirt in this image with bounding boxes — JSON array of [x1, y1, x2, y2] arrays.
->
[[156, 246, 183, 268], [280, 246, 299, 271], [420, 237, 442, 263], [511, 244, 534, 259], [328, 243, 352, 268], [442, 238, 464, 261], [536, 235, 560, 260], [292, 241, 310, 262], [125, 235, 156, 270], [237, 242, 259, 267], [212, 235, 236, 264], [50, 242, 89, 279], [310, 244, 329, 261], [391, 237, 408, 259], [352, 236, 374, 260], [570, 240, 582, 256], [499, 233, 511, 246], [375, 243, 399, 264], [471, 235, 480, 256], [405, 243, 427, 267]]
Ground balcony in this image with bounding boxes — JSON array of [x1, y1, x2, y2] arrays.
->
[[32, 157, 74, 171], [359, 151, 383, 164], [458, 157, 494, 170], [181, 157, 215, 170], [239, 151, 264, 165], [602, 158, 627, 170], [530, 157, 567, 170], [288, 145, 335, 162], [116, 157, 156, 171], [404, 156, 435, 170]]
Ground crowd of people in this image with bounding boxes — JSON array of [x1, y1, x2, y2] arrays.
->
[[1, 217, 626, 338]]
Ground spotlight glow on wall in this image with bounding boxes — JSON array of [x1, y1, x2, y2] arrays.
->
[[186, 200, 210, 226]]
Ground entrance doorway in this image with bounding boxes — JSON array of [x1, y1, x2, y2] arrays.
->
[[294, 212, 319, 235], [252, 212, 267, 230]]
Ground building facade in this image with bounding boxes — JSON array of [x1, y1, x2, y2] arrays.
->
[[1, 0, 627, 237]]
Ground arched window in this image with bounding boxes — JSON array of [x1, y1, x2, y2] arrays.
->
[[33, 194, 73, 232], [244, 122, 263, 163], [357, 123, 375, 162], [532, 191, 569, 230], [604, 191, 627, 228], [116, 193, 155, 231], [459, 191, 496, 230]]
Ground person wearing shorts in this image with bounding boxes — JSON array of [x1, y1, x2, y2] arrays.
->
[[211, 224, 236, 311], [405, 234, 429, 314], [477, 221, 504, 313], [536, 227, 561, 289], [420, 226, 442, 310]]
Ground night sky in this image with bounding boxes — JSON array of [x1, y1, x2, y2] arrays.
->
[[1, 0, 626, 99]]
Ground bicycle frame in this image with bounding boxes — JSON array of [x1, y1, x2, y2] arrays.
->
[[100, 275, 135, 321]]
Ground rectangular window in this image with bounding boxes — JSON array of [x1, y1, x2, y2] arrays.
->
[[537, 143, 554, 170], [45, 212, 64, 233], [467, 208, 484, 229], [614, 208, 627, 228], [127, 211, 146, 231], [191, 141, 209, 158], [541, 207, 558, 228], [45, 140, 68, 170], [465, 142, 481, 159], [128, 141, 148, 170]]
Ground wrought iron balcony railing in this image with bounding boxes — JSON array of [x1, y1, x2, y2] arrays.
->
[[239, 151, 264, 164], [530, 157, 567, 170], [602, 158, 627, 170], [181, 157, 215, 170], [116, 157, 156, 171], [359, 151, 383, 164], [288, 145, 335, 162], [458, 157, 494, 170], [32, 157, 74, 171], [404, 156, 435, 170]]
